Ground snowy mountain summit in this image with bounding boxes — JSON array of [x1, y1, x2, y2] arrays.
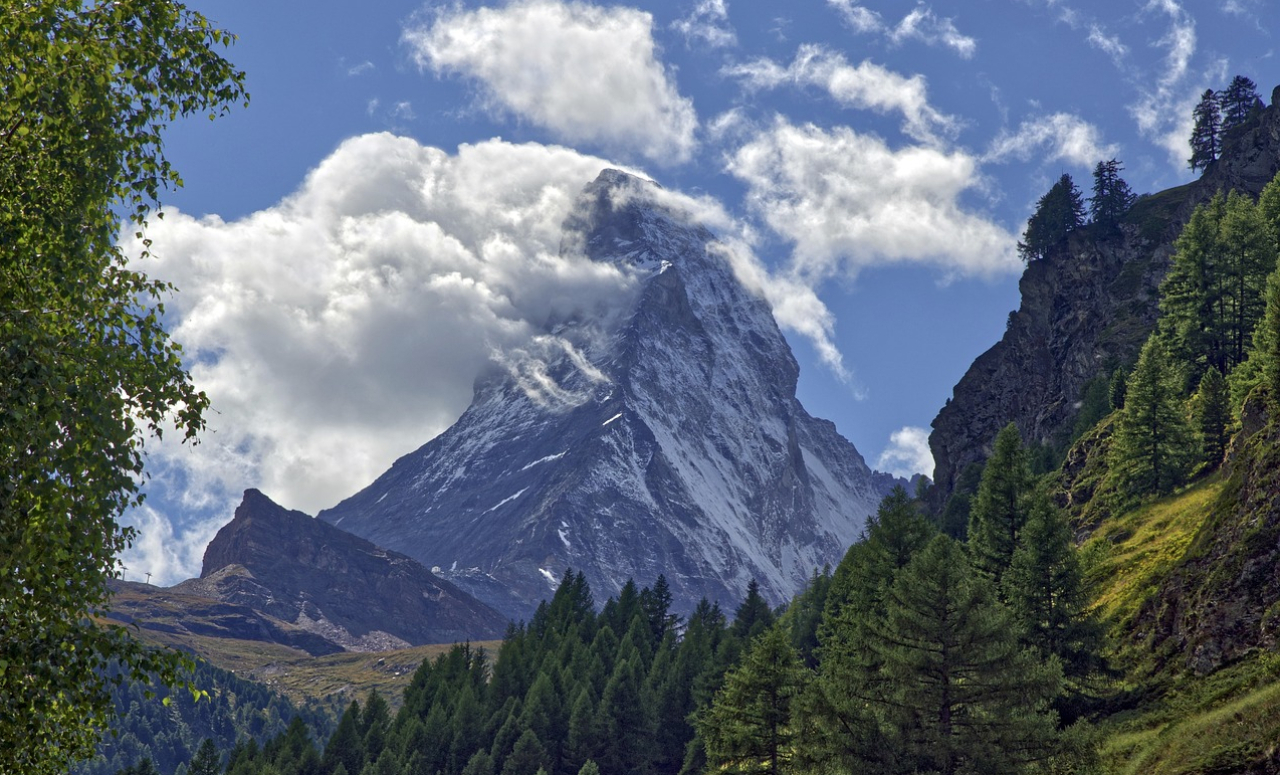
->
[[319, 169, 902, 620]]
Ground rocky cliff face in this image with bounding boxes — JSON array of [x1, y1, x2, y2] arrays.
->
[[929, 89, 1280, 505], [320, 169, 902, 621], [176, 489, 509, 649]]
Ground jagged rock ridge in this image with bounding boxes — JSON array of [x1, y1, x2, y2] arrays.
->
[[320, 169, 902, 620], [929, 88, 1280, 504], [174, 489, 508, 649]]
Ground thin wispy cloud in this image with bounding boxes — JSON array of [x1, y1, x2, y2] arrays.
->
[[827, 0, 977, 58], [672, 0, 736, 49]]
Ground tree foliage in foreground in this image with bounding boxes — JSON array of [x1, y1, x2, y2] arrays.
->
[[0, 1, 245, 771]]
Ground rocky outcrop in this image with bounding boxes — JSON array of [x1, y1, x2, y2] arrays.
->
[[1141, 396, 1280, 675], [175, 489, 509, 649], [929, 91, 1280, 506]]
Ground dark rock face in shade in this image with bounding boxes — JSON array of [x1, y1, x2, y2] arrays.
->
[[177, 488, 509, 649]]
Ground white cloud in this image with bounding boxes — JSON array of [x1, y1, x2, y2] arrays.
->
[[827, 0, 976, 58], [404, 0, 698, 164], [672, 0, 736, 49], [1129, 0, 1205, 167], [876, 426, 934, 479], [724, 45, 957, 143], [726, 118, 1020, 281], [1087, 24, 1128, 64], [126, 133, 846, 583], [128, 135, 639, 581], [985, 113, 1118, 167]]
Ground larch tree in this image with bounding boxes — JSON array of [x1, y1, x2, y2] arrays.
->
[[1220, 75, 1261, 132], [873, 536, 1062, 775], [1018, 174, 1085, 262], [1088, 158, 1137, 229], [0, 1, 245, 771], [699, 624, 806, 775], [1109, 336, 1193, 497], [1190, 366, 1231, 469], [1189, 89, 1222, 171], [967, 423, 1034, 584]]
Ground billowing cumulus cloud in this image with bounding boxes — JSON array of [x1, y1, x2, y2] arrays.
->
[[724, 45, 956, 143], [404, 0, 698, 164], [122, 133, 843, 583], [985, 113, 1118, 166], [876, 426, 934, 479], [727, 118, 1020, 281]]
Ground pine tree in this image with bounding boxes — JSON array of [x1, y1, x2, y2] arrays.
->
[[1190, 366, 1230, 468], [802, 488, 936, 772], [1220, 190, 1275, 367], [1109, 366, 1129, 410], [1001, 490, 1102, 682], [1220, 75, 1261, 131], [1189, 89, 1222, 171], [1159, 193, 1244, 381], [699, 624, 806, 775], [1088, 158, 1137, 229], [730, 579, 776, 642], [501, 730, 549, 775], [462, 751, 497, 775], [967, 422, 1033, 583], [1264, 270, 1280, 414], [323, 703, 365, 775], [1109, 335, 1193, 497], [188, 739, 221, 775], [359, 690, 389, 764], [598, 658, 655, 775], [1019, 174, 1085, 261], [874, 536, 1062, 775]]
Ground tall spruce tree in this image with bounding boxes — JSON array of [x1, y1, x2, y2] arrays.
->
[[874, 536, 1062, 775], [1189, 89, 1222, 171], [699, 624, 806, 775], [1109, 335, 1193, 497], [1019, 174, 1085, 261], [967, 423, 1033, 583]]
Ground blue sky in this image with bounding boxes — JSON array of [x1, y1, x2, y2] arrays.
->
[[124, 0, 1277, 583]]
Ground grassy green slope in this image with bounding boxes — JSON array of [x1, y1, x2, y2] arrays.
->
[[1078, 427, 1280, 774]]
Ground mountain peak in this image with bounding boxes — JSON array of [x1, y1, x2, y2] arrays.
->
[[321, 172, 902, 620]]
